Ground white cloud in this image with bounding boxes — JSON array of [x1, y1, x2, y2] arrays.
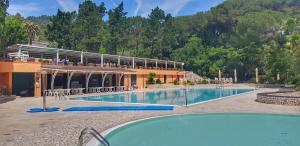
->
[[56, 0, 78, 12], [134, 0, 194, 17], [8, 3, 40, 15]]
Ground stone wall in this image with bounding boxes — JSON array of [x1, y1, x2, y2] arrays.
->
[[256, 92, 300, 106]]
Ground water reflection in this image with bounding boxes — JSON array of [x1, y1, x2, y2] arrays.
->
[[73, 88, 253, 106]]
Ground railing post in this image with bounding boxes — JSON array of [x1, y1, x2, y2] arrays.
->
[[80, 51, 83, 64], [132, 57, 135, 69], [56, 49, 59, 64], [165, 61, 167, 70], [101, 54, 104, 67], [118, 56, 120, 66]]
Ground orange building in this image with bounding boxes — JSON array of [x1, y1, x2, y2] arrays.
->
[[0, 44, 185, 97]]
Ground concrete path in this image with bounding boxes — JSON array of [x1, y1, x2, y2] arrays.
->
[[0, 88, 299, 146]]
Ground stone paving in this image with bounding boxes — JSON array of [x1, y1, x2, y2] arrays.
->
[[0, 87, 299, 146]]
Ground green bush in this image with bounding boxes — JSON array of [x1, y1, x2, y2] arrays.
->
[[156, 79, 162, 84], [290, 75, 300, 85], [197, 80, 208, 84], [260, 75, 274, 84], [99, 47, 106, 54], [146, 73, 156, 84], [186, 80, 194, 85], [173, 80, 179, 85], [296, 85, 300, 91], [183, 80, 188, 86], [250, 75, 281, 84]]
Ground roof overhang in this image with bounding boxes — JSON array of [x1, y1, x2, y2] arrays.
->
[[7, 44, 184, 65], [42, 65, 135, 74]]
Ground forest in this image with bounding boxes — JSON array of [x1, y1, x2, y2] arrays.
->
[[1, 0, 300, 84]]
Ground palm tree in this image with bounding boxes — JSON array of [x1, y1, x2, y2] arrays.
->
[[23, 22, 40, 45]]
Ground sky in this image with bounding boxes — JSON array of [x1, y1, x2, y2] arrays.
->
[[8, 0, 226, 17]]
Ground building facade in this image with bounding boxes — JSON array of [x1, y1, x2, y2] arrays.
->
[[0, 45, 185, 97]]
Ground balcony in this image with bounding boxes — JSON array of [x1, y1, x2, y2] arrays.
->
[[5, 44, 184, 71]]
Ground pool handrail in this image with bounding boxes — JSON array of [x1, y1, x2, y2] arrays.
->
[[79, 127, 110, 146]]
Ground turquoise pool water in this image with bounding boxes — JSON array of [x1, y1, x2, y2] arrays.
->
[[71, 88, 253, 106], [105, 113, 300, 146]]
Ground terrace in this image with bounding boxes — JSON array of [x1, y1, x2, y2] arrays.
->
[[5, 44, 184, 71], [1, 44, 185, 97]]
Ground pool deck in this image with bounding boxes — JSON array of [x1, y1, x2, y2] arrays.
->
[[0, 85, 299, 146]]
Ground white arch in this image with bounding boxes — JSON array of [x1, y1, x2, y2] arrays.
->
[[67, 71, 76, 89], [51, 70, 59, 90], [85, 72, 94, 93], [102, 73, 108, 87]]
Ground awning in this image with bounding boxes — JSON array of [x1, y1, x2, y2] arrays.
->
[[7, 44, 184, 66], [42, 65, 135, 74]]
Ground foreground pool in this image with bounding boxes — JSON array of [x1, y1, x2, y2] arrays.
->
[[105, 113, 300, 146], [71, 88, 253, 106]]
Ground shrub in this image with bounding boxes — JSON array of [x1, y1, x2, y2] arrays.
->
[[173, 80, 179, 85], [186, 80, 194, 85], [296, 85, 300, 91], [197, 80, 208, 84], [99, 47, 106, 54], [183, 80, 188, 86], [290, 75, 300, 85], [146, 73, 156, 84], [156, 79, 162, 84]]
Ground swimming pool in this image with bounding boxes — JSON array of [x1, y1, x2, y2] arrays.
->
[[71, 88, 253, 106], [104, 113, 300, 146]]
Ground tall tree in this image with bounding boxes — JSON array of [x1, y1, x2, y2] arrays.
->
[[263, 41, 293, 82], [46, 10, 76, 49], [5, 15, 28, 46], [23, 22, 40, 45], [74, 1, 106, 52], [0, 0, 9, 51], [144, 7, 165, 58], [108, 2, 127, 55], [238, 43, 263, 81], [144, 7, 176, 59], [125, 16, 146, 56], [285, 32, 300, 74]]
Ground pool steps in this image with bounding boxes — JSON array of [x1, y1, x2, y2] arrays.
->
[[79, 127, 110, 146]]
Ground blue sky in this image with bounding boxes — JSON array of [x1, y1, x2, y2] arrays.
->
[[8, 0, 226, 17]]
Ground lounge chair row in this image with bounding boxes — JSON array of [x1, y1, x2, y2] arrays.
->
[[44, 86, 132, 97], [88, 86, 127, 93]]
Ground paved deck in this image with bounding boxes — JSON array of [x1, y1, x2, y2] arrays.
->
[[0, 87, 299, 146]]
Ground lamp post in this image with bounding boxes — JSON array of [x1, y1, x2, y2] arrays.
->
[[41, 71, 47, 111]]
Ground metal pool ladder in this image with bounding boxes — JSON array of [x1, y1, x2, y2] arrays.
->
[[79, 127, 110, 146]]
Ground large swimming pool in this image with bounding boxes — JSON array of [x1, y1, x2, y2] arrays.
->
[[104, 113, 300, 146], [70, 88, 253, 106]]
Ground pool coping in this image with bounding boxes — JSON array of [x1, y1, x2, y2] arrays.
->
[[68, 87, 256, 108]]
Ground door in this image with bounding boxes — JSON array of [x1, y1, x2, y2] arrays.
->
[[12, 73, 34, 97]]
